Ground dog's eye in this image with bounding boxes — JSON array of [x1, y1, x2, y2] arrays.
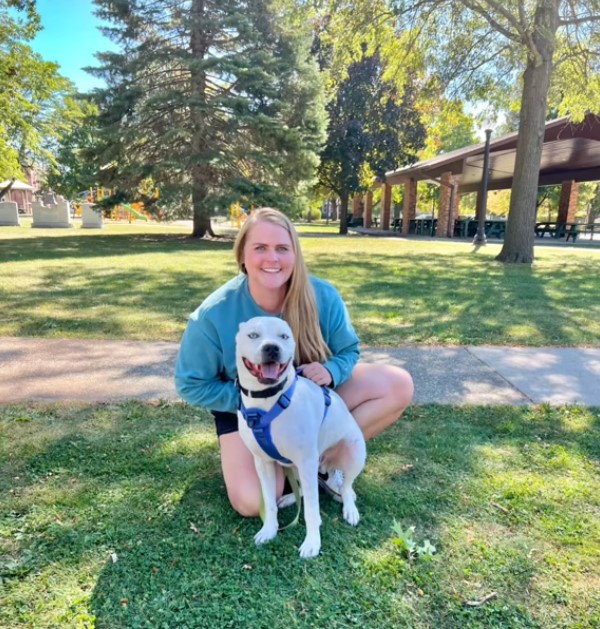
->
[[248, 332, 260, 339], [280, 333, 289, 340]]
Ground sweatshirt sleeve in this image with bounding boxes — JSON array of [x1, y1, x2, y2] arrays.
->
[[316, 280, 360, 387], [174, 309, 240, 412]]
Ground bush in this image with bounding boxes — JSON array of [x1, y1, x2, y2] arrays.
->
[[304, 207, 322, 221]]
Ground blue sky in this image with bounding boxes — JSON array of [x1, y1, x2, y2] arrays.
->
[[29, 0, 117, 92]]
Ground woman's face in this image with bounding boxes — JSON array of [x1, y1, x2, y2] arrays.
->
[[243, 220, 296, 296]]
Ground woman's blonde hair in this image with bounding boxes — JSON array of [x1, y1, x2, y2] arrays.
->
[[233, 208, 331, 365]]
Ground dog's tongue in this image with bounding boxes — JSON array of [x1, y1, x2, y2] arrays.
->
[[260, 362, 280, 380]]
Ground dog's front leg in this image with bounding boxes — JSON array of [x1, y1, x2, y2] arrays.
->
[[297, 457, 321, 559], [253, 457, 279, 546]]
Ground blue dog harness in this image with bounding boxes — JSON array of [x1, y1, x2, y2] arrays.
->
[[238, 373, 332, 465]]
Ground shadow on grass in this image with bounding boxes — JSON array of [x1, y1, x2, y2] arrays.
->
[[2, 264, 234, 340], [3, 230, 600, 346], [5, 403, 597, 627], [308, 250, 600, 346], [0, 232, 234, 263], [84, 404, 600, 627]]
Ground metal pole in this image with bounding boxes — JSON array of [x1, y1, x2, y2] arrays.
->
[[473, 128, 492, 245]]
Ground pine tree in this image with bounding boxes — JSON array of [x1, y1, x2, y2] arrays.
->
[[89, 0, 327, 237]]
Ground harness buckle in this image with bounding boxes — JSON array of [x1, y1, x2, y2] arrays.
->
[[278, 393, 292, 409], [245, 409, 263, 428]]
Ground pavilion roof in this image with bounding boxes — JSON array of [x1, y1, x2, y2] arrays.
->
[[385, 113, 600, 193]]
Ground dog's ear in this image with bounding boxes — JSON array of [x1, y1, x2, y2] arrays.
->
[[238, 319, 252, 333]]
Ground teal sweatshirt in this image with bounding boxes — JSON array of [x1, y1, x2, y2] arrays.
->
[[175, 274, 360, 412]]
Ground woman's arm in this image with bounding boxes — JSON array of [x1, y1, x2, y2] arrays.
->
[[175, 312, 239, 412], [315, 279, 360, 387]]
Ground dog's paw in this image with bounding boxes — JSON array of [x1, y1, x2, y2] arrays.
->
[[277, 492, 297, 509], [298, 535, 321, 559], [254, 523, 278, 546], [343, 502, 360, 527]]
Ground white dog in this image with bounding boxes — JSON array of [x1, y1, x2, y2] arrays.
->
[[235, 316, 366, 558]]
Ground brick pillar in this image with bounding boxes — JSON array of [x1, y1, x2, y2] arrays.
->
[[437, 172, 457, 237], [557, 180, 579, 223], [449, 178, 460, 237], [352, 195, 361, 218], [364, 191, 373, 227], [402, 178, 417, 235], [381, 183, 392, 230]]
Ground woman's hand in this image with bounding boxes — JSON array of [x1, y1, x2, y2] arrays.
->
[[297, 362, 332, 387]]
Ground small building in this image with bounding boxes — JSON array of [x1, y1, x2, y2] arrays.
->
[[0, 179, 35, 214]]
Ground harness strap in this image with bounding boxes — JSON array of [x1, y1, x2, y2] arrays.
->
[[239, 374, 332, 465], [240, 377, 297, 465]]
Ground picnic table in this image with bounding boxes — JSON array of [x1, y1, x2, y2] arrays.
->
[[454, 218, 506, 239], [535, 222, 581, 242]]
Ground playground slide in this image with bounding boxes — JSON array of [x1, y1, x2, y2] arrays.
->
[[122, 204, 149, 221]]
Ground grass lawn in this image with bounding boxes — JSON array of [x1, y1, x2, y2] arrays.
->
[[1, 220, 599, 346], [2, 221, 600, 628], [1, 402, 599, 628]]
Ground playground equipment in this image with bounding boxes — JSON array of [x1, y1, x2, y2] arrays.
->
[[80, 187, 155, 223], [120, 202, 149, 222], [230, 202, 244, 228]]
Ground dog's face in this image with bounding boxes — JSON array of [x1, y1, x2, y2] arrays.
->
[[236, 317, 295, 386]]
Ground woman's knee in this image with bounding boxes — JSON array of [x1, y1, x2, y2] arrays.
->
[[351, 362, 414, 408], [226, 481, 261, 518], [390, 366, 414, 410]]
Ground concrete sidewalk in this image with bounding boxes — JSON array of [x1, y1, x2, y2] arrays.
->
[[0, 337, 599, 406]]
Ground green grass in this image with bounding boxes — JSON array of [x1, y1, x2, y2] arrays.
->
[[1, 402, 599, 628], [1, 221, 599, 346], [2, 222, 600, 627]]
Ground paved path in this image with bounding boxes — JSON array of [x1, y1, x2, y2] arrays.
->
[[1, 337, 598, 406]]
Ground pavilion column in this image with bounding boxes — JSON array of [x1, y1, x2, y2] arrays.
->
[[449, 178, 460, 236], [557, 180, 579, 223], [436, 172, 458, 237], [364, 191, 373, 227], [402, 178, 417, 235], [381, 183, 392, 230], [352, 195, 362, 219]]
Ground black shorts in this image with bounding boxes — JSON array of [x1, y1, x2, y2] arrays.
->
[[212, 410, 238, 437]]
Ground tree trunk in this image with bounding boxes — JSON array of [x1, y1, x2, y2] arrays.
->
[[496, 0, 560, 263], [191, 166, 213, 238], [189, 0, 215, 239], [339, 191, 349, 235]]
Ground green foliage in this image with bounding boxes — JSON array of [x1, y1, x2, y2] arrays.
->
[[419, 99, 478, 159], [0, 1, 77, 184], [44, 99, 100, 199], [89, 0, 327, 237], [395, 0, 600, 263], [391, 521, 437, 561], [317, 48, 425, 232]]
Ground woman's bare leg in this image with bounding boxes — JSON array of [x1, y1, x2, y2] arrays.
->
[[218, 431, 285, 517], [335, 362, 414, 440]]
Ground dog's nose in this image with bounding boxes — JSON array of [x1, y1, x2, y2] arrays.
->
[[261, 343, 281, 362]]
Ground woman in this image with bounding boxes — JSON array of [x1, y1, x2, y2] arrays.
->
[[175, 208, 413, 516]]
